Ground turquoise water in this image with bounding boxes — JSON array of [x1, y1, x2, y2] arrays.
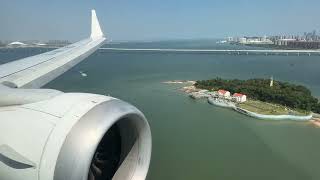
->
[[1, 41, 320, 179]]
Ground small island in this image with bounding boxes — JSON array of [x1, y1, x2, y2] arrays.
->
[[179, 77, 320, 121]]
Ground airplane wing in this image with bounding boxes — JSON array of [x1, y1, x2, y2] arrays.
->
[[0, 10, 151, 180], [0, 10, 105, 89]]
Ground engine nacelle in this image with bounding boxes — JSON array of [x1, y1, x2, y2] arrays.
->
[[0, 93, 152, 180]]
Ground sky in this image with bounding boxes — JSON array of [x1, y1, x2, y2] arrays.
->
[[0, 0, 320, 41]]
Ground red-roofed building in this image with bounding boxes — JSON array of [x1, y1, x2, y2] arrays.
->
[[233, 93, 247, 103], [218, 89, 231, 97]]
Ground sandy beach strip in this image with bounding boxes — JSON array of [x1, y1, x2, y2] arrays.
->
[[311, 118, 320, 127]]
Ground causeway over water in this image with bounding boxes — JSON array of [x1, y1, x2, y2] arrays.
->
[[100, 47, 320, 56]]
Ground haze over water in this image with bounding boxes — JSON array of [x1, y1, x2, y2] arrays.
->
[[1, 40, 320, 179]]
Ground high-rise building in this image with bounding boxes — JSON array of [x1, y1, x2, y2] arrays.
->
[[312, 30, 317, 41], [227, 37, 234, 42], [239, 37, 247, 44]]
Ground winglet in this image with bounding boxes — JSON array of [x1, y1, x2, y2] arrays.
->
[[90, 9, 104, 39]]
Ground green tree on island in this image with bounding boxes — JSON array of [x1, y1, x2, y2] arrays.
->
[[195, 78, 320, 113]]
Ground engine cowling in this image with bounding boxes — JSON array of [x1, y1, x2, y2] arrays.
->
[[0, 93, 152, 180]]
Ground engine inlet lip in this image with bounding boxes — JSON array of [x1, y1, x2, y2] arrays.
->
[[53, 98, 151, 180]]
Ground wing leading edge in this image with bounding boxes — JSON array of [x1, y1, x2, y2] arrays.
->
[[0, 9, 106, 89]]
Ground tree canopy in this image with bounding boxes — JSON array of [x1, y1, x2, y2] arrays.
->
[[195, 78, 320, 113]]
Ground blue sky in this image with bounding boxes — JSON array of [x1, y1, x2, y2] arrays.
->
[[1, 0, 319, 41]]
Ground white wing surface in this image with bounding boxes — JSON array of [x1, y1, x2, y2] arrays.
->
[[0, 10, 152, 180], [0, 10, 106, 89]]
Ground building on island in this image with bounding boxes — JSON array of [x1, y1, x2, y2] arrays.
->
[[232, 93, 247, 103], [218, 89, 231, 97]]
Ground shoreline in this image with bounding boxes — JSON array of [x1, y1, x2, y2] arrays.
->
[[234, 106, 312, 121], [162, 80, 196, 84], [311, 113, 320, 127], [311, 119, 320, 127], [0, 46, 61, 49], [208, 97, 312, 121], [176, 81, 314, 121]]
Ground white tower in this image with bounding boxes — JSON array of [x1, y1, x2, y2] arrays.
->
[[270, 76, 274, 87]]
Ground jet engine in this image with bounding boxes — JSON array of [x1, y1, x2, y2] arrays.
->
[[0, 92, 152, 180]]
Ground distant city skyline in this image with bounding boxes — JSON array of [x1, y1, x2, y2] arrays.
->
[[1, 0, 320, 41]]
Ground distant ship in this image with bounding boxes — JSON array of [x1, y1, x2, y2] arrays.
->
[[79, 71, 88, 77]]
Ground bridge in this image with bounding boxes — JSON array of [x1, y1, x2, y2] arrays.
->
[[100, 47, 320, 56]]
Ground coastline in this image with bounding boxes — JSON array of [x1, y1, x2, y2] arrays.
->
[[234, 106, 312, 121], [311, 119, 320, 127], [172, 80, 314, 121], [311, 113, 320, 127], [0, 46, 60, 49], [163, 80, 196, 84]]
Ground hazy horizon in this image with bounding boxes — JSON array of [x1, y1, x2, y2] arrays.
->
[[1, 0, 320, 41]]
